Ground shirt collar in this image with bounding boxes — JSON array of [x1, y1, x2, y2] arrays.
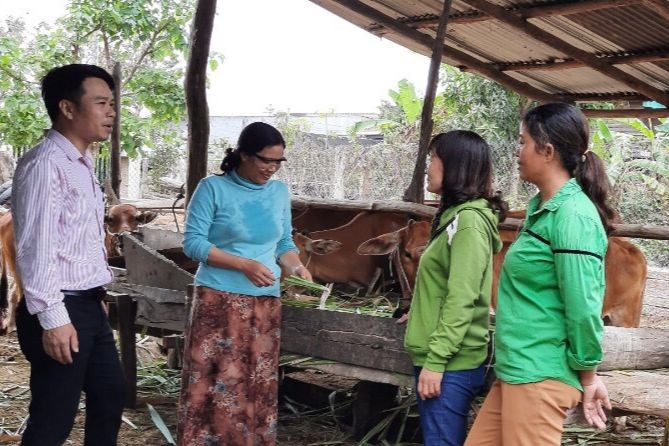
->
[[528, 178, 582, 215], [47, 129, 94, 165]]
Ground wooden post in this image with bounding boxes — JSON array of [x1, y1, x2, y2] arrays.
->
[[185, 0, 217, 205], [115, 292, 137, 409], [110, 62, 122, 199], [403, 0, 453, 203]]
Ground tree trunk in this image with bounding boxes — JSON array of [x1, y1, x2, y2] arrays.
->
[[403, 0, 453, 203], [110, 62, 122, 198], [185, 0, 217, 205]]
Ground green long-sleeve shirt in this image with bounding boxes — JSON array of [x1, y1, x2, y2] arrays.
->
[[404, 199, 503, 372], [494, 179, 607, 390]]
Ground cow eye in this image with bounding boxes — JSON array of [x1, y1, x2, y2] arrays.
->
[[403, 251, 411, 258]]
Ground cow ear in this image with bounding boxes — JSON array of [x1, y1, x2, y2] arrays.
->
[[357, 231, 401, 255], [136, 211, 158, 225], [310, 239, 342, 255]]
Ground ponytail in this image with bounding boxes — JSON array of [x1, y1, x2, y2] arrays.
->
[[575, 151, 616, 233], [218, 148, 241, 175], [489, 190, 509, 223]]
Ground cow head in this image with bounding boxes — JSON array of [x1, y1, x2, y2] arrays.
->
[[105, 204, 158, 234], [357, 219, 431, 291], [292, 231, 343, 262]]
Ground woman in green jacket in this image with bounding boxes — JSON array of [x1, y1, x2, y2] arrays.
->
[[405, 130, 505, 446], [466, 103, 613, 445]]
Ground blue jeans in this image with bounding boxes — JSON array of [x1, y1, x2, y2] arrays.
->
[[414, 365, 486, 446]]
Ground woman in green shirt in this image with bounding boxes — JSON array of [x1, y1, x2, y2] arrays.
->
[[466, 103, 613, 445], [405, 130, 505, 445]]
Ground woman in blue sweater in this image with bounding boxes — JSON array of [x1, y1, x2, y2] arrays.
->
[[178, 122, 311, 446]]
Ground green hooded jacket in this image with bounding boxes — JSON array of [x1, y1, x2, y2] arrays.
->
[[404, 198, 503, 372]]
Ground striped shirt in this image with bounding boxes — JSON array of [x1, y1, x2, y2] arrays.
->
[[12, 130, 113, 329]]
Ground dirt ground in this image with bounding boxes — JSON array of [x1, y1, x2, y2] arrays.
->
[[0, 260, 667, 445]]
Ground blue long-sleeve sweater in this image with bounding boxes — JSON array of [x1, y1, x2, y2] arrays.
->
[[183, 170, 297, 297]]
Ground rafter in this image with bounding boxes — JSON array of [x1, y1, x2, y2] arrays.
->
[[367, 0, 642, 31], [497, 48, 669, 72], [463, 0, 669, 106], [556, 92, 651, 102], [581, 108, 669, 118], [327, 0, 555, 102], [643, 0, 669, 22]]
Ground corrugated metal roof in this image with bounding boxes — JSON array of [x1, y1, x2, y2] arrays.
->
[[310, 0, 669, 108]]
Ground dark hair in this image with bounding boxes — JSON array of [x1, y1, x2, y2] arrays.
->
[[429, 130, 508, 236], [219, 122, 286, 174], [522, 102, 615, 232], [41, 64, 115, 123]]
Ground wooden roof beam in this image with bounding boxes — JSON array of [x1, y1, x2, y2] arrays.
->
[[367, 0, 642, 30], [329, 0, 555, 102], [643, 0, 669, 22], [463, 0, 669, 106], [582, 108, 669, 118], [498, 48, 669, 72], [557, 92, 651, 102]]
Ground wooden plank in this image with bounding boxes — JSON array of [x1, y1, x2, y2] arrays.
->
[[113, 292, 137, 409], [122, 233, 194, 291], [135, 298, 187, 332], [581, 108, 669, 119], [292, 361, 413, 387], [292, 196, 437, 218], [281, 306, 413, 374], [137, 227, 184, 251], [601, 369, 669, 417]]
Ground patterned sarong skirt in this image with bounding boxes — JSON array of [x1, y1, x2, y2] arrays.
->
[[177, 286, 281, 446]]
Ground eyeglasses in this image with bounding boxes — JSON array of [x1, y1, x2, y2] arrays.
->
[[252, 153, 287, 167]]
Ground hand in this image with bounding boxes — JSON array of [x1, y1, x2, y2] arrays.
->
[[292, 265, 313, 282], [42, 323, 79, 365], [241, 259, 276, 287], [417, 368, 443, 400], [396, 312, 409, 324], [582, 375, 612, 429]]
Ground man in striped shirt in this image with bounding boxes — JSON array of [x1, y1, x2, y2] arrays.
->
[[12, 64, 125, 446]]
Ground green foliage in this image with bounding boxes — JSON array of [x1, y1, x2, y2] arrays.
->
[[595, 117, 669, 266], [387, 79, 423, 125], [274, 112, 311, 149], [435, 66, 524, 143], [0, 0, 206, 182]]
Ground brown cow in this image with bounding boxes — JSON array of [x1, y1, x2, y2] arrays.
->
[[0, 204, 157, 334], [358, 218, 647, 328], [292, 211, 409, 289], [292, 207, 362, 233], [0, 211, 20, 335], [104, 204, 158, 257]]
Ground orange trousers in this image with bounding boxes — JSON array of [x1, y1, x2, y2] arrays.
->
[[465, 379, 581, 446]]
